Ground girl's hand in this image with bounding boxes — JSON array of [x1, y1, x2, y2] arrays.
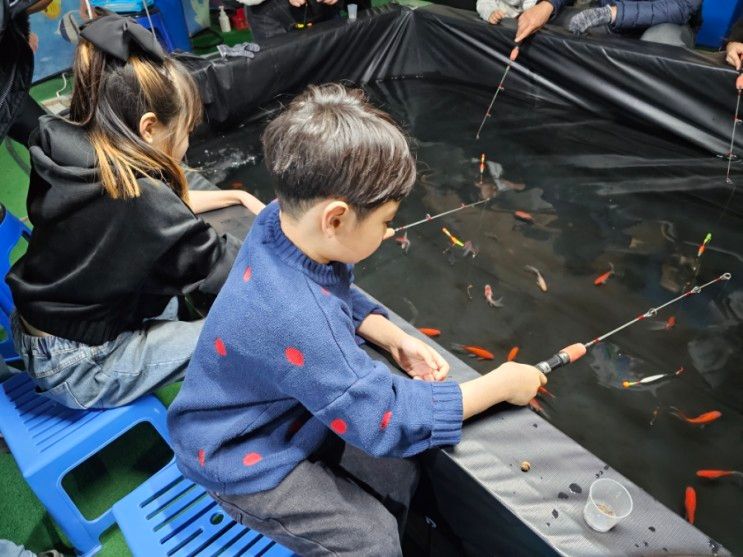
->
[[488, 10, 505, 24], [233, 190, 266, 215], [390, 334, 450, 382]]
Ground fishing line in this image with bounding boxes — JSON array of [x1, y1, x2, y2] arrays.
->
[[393, 197, 493, 233]]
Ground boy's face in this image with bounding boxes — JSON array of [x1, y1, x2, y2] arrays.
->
[[331, 200, 399, 264]]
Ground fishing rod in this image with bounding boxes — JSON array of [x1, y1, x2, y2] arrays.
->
[[534, 272, 732, 374], [394, 197, 493, 233], [475, 45, 521, 140]]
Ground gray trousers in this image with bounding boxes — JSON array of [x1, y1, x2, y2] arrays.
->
[[554, 6, 695, 48], [212, 437, 420, 556]]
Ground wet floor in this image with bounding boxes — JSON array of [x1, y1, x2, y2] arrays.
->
[[188, 79, 743, 554]]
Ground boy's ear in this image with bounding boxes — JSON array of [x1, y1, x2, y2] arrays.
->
[[138, 112, 159, 144], [321, 201, 350, 238]]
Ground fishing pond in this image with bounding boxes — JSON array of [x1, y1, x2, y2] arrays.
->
[[188, 78, 743, 554]]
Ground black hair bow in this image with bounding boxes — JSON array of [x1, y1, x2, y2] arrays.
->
[[79, 11, 165, 63]]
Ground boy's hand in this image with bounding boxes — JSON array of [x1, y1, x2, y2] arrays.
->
[[488, 10, 505, 24], [726, 41, 743, 71], [493, 361, 547, 405], [390, 334, 450, 381]]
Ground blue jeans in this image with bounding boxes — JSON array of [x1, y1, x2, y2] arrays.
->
[[10, 299, 203, 409]]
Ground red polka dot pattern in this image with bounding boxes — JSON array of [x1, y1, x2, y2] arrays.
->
[[243, 452, 262, 466], [214, 338, 227, 357], [330, 418, 347, 435], [243, 266, 252, 282], [380, 411, 393, 430], [285, 347, 304, 366], [198, 449, 206, 467]]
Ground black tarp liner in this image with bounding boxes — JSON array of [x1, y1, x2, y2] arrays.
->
[[189, 8, 737, 555]]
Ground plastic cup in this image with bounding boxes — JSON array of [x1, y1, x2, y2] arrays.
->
[[583, 479, 633, 532], [347, 3, 358, 21]]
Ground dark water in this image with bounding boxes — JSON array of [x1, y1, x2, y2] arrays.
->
[[188, 79, 743, 554]]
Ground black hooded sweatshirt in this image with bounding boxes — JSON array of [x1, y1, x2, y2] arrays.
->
[[6, 115, 239, 345]]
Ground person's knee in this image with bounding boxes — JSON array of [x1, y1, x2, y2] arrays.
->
[[359, 514, 402, 556], [641, 23, 693, 48]]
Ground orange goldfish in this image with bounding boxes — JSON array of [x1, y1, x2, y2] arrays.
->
[[670, 408, 722, 425], [696, 469, 742, 479], [684, 486, 696, 524], [524, 265, 548, 292], [418, 328, 441, 337], [514, 210, 534, 223], [594, 263, 614, 286], [451, 343, 494, 360], [507, 346, 520, 361], [650, 315, 676, 331]]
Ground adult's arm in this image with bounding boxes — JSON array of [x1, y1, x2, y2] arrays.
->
[[514, 0, 569, 43], [612, 0, 701, 31]]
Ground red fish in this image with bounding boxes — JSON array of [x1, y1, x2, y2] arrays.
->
[[594, 263, 615, 286], [507, 346, 520, 361], [696, 470, 742, 479], [664, 315, 676, 329], [418, 328, 441, 338], [514, 210, 534, 223], [537, 386, 555, 399], [684, 486, 696, 524], [451, 343, 494, 360], [650, 315, 676, 331], [670, 408, 722, 425]]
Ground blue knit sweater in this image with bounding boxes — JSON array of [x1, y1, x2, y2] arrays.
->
[[168, 201, 463, 496]]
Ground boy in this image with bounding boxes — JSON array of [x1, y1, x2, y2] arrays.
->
[[168, 83, 546, 556]]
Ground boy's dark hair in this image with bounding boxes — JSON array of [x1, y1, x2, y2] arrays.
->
[[262, 83, 416, 219]]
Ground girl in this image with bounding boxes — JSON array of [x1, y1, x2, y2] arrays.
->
[[7, 13, 264, 409]]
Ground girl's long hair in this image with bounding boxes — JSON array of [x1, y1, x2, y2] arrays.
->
[[69, 40, 202, 201]]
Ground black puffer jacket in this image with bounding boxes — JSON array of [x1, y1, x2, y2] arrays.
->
[[0, 0, 35, 142]]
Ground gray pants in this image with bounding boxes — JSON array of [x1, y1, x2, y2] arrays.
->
[[10, 299, 203, 409], [554, 6, 695, 48], [212, 438, 420, 556]]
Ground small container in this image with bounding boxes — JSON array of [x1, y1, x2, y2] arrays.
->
[[583, 479, 633, 532], [347, 3, 358, 21], [218, 6, 232, 33]]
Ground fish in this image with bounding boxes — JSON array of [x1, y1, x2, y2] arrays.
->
[[524, 265, 548, 292], [442, 227, 465, 248], [684, 486, 696, 524], [466, 284, 473, 300], [622, 367, 684, 388], [514, 210, 534, 223], [418, 328, 441, 337], [649, 405, 660, 426], [395, 231, 411, 254], [484, 284, 504, 308], [462, 240, 479, 258], [537, 386, 555, 399], [649, 315, 676, 331], [696, 469, 743, 480], [451, 343, 495, 360], [594, 263, 615, 286], [670, 407, 722, 426], [507, 346, 520, 361], [230, 180, 244, 190]]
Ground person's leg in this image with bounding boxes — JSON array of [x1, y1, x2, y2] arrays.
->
[[333, 441, 420, 539], [0, 539, 38, 557], [640, 23, 694, 48], [211, 453, 404, 556], [245, 0, 295, 43]]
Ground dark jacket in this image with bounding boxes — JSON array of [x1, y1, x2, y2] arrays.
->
[[0, 0, 34, 142], [6, 115, 239, 345], [607, 0, 702, 31]]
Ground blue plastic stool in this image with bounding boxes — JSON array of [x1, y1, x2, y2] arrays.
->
[[0, 206, 30, 358], [0, 374, 173, 555], [112, 461, 295, 557]]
